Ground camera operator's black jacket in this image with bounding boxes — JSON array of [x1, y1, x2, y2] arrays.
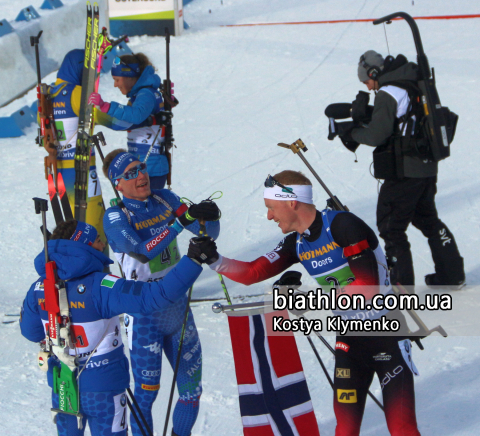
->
[[351, 62, 437, 178]]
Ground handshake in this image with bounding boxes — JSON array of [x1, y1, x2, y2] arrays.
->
[[325, 91, 374, 152], [180, 199, 222, 265], [187, 236, 219, 266]]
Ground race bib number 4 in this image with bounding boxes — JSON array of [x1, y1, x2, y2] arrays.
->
[[149, 239, 180, 274]]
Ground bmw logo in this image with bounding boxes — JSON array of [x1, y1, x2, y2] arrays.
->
[[124, 315, 130, 326], [113, 339, 118, 347], [385, 279, 390, 286], [120, 394, 127, 407], [62, 90, 67, 96], [77, 284, 86, 294]]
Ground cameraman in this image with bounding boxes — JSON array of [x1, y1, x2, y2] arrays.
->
[[334, 50, 464, 288]]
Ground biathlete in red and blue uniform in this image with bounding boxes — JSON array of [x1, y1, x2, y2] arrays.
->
[[208, 170, 421, 436]]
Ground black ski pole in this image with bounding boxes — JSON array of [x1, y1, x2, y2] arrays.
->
[[91, 132, 122, 203], [306, 335, 333, 388], [162, 285, 194, 436], [126, 396, 147, 436], [89, 132, 128, 281], [278, 139, 348, 212], [127, 387, 153, 436], [313, 332, 384, 411]]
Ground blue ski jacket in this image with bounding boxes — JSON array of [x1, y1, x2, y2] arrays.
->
[[107, 66, 168, 177], [103, 189, 220, 271], [20, 239, 202, 392]]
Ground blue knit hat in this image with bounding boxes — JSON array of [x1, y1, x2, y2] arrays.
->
[[70, 221, 97, 246], [111, 56, 141, 78]]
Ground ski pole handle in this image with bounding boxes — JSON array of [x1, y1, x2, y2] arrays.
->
[[33, 197, 48, 214], [33, 197, 49, 263]]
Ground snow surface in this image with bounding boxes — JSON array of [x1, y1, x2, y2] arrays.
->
[[1, 0, 480, 434]]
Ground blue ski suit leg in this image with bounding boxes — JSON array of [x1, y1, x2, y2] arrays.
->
[[53, 389, 128, 436], [127, 298, 202, 436], [165, 308, 202, 436]]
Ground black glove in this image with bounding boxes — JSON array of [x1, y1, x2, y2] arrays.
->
[[329, 120, 355, 141], [333, 121, 359, 153], [351, 91, 370, 123], [187, 200, 221, 222], [187, 236, 219, 265], [273, 271, 302, 299], [340, 136, 360, 153], [336, 121, 355, 138], [273, 270, 302, 287]]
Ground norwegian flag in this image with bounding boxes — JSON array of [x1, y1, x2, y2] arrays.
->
[[227, 309, 320, 436]]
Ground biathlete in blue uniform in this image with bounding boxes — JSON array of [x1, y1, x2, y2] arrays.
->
[[102, 150, 221, 436], [90, 53, 171, 190], [20, 219, 217, 436], [208, 170, 421, 436]]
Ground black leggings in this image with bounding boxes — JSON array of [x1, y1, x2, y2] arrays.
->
[[377, 176, 463, 285]]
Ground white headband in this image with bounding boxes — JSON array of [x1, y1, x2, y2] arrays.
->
[[263, 185, 314, 204]]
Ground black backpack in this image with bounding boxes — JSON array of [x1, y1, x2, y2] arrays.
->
[[381, 56, 458, 162]]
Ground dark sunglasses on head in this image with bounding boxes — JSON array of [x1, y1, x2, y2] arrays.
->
[[264, 174, 294, 194], [114, 162, 148, 182]]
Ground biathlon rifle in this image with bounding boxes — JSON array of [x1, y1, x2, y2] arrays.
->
[[162, 28, 179, 189], [277, 139, 348, 212], [33, 198, 83, 427], [31, 31, 59, 180]]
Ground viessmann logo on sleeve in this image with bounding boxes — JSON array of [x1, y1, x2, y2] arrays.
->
[[146, 229, 170, 252]]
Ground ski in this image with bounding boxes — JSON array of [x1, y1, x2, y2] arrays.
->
[[74, 2, 99, 222], [57, 172, 74, 221], [191, 292, 269, 304], [2, 314, 20, 325], [48, 173, 64, 225]]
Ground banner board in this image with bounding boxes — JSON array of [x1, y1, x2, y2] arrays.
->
[[109, 0, 183, 37]]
